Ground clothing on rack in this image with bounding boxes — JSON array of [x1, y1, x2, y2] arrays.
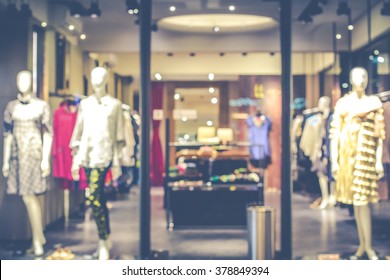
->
[[246, 114, 272, 168], [120, 106, 136, 167], [52, 100, 87, 190]]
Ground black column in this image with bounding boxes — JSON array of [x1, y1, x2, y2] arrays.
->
[[279, 0, 292, 260], [139, 0, 152, 260]]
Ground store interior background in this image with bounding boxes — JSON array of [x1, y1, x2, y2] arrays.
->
[[0, 0, 389, 259]]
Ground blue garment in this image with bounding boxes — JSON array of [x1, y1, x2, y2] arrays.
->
[[246, 115, 272, 160]]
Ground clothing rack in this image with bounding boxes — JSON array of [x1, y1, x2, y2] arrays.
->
[[49, 92, 86, 99]]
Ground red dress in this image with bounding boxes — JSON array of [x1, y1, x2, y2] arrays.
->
[[52, 101, 87, 189]]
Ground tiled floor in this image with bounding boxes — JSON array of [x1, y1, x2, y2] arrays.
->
[[1, 186, 389, 260]]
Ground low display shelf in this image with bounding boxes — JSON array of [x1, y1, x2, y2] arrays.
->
[[166, 181, 264, 230]]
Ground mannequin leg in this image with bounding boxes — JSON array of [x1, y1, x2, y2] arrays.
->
[[353, 205, 365, 257], [359, 204, 378, 260], [328, 181, 337, 207], [64, 189, 70, 225], [85, 167, 111, 260], [22, 195, 45, 256], [316, 173, 329, 209]]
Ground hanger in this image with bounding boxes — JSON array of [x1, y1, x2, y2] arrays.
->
[[377, 91, 390, 103]]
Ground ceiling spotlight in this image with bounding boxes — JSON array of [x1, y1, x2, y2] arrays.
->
[[207, 120, 213, 126], [211, 97, 218, 104], [6, 1, 18, 15], [374, 50, 380, 55], [154, 73, 162, 80], [151, 21, 158, 32], [213, 26, 220, 32], [174, 93, 181, 100], [208, 73, 215, 81], [337, 1, 351, 16], [348, 24, 354, 30], [69, 2, 87, 18], [378, 56, 385, 63], [342, 83, 349, 89], [181, 117, 188, 122], [80, 34, 87, 40], [336, 33, 342, 39], [381, 1, 390, 16], [308, 1, 323, 16], [88, 0, 101, 18], [169, 6, 176, 12], [20, 2, 32, 17], [41, 22, 48, 28], [68, 25, 75, 31], [126, 0, 140, 15], [298, 14, 313, 24], [229, 5, 236, 11], [209, 87, 215, 94]]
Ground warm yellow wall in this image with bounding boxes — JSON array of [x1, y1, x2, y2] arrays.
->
[[90, 52, 335, 87]]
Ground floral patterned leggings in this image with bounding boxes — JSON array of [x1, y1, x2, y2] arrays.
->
[[85, 167, 110, 240]]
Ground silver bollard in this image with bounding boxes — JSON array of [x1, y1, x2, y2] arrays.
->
[[247, 205, 275, 260]]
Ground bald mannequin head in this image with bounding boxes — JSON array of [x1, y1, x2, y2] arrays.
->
[[16, 70, 32, 95], [350, 67, 368, 93], [91, 67, 108, 93]]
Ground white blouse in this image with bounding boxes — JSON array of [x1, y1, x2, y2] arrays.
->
[[70, 94, 125, 169]]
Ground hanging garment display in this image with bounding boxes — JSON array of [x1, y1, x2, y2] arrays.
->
[[3, 95, 52, 195], [52, 100, 87, 189], [246, 113, 272, 168]]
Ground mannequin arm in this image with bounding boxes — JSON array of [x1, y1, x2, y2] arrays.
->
[[41, 132, 53, 177], [376, 139, 384, 179], [2, 134, 13, 177]]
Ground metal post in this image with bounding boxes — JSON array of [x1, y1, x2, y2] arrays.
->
[[139, 0, 152, 260], [279, 0, 292, 260]]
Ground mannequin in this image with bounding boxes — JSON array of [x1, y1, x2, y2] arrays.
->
[[300, 96, 334, 209], [330, 67, 385, 260], [70, 67, 124, 260], [2, 70, 52, 256]]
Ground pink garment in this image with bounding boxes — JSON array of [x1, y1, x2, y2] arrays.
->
[[52, 102, 87, 189]]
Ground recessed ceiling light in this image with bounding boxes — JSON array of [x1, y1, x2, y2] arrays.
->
[[181, 117, 188, 122], [211, 97, 218, 104], [207, 120, 213, 126], [378, 56, 385, 63], [170, 6, 176, 12], [342, 83, 349, 89], [229, 5, 236, 11], [154, 73, 162, 80], [208, 73, 215, 81], [174, 93, 181, 100], [80, 34, 87, 40], [213, 26, 220, 32], [374, 50, 379, 55], [41, 22, 47, 28], [336, 33, 342, 39], [68, 25, 75, 31], [209, 87, 215, 94], [348, 24, 354, 30]]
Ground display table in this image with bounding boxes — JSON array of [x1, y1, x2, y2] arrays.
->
[[166, 182, 264, 230]]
